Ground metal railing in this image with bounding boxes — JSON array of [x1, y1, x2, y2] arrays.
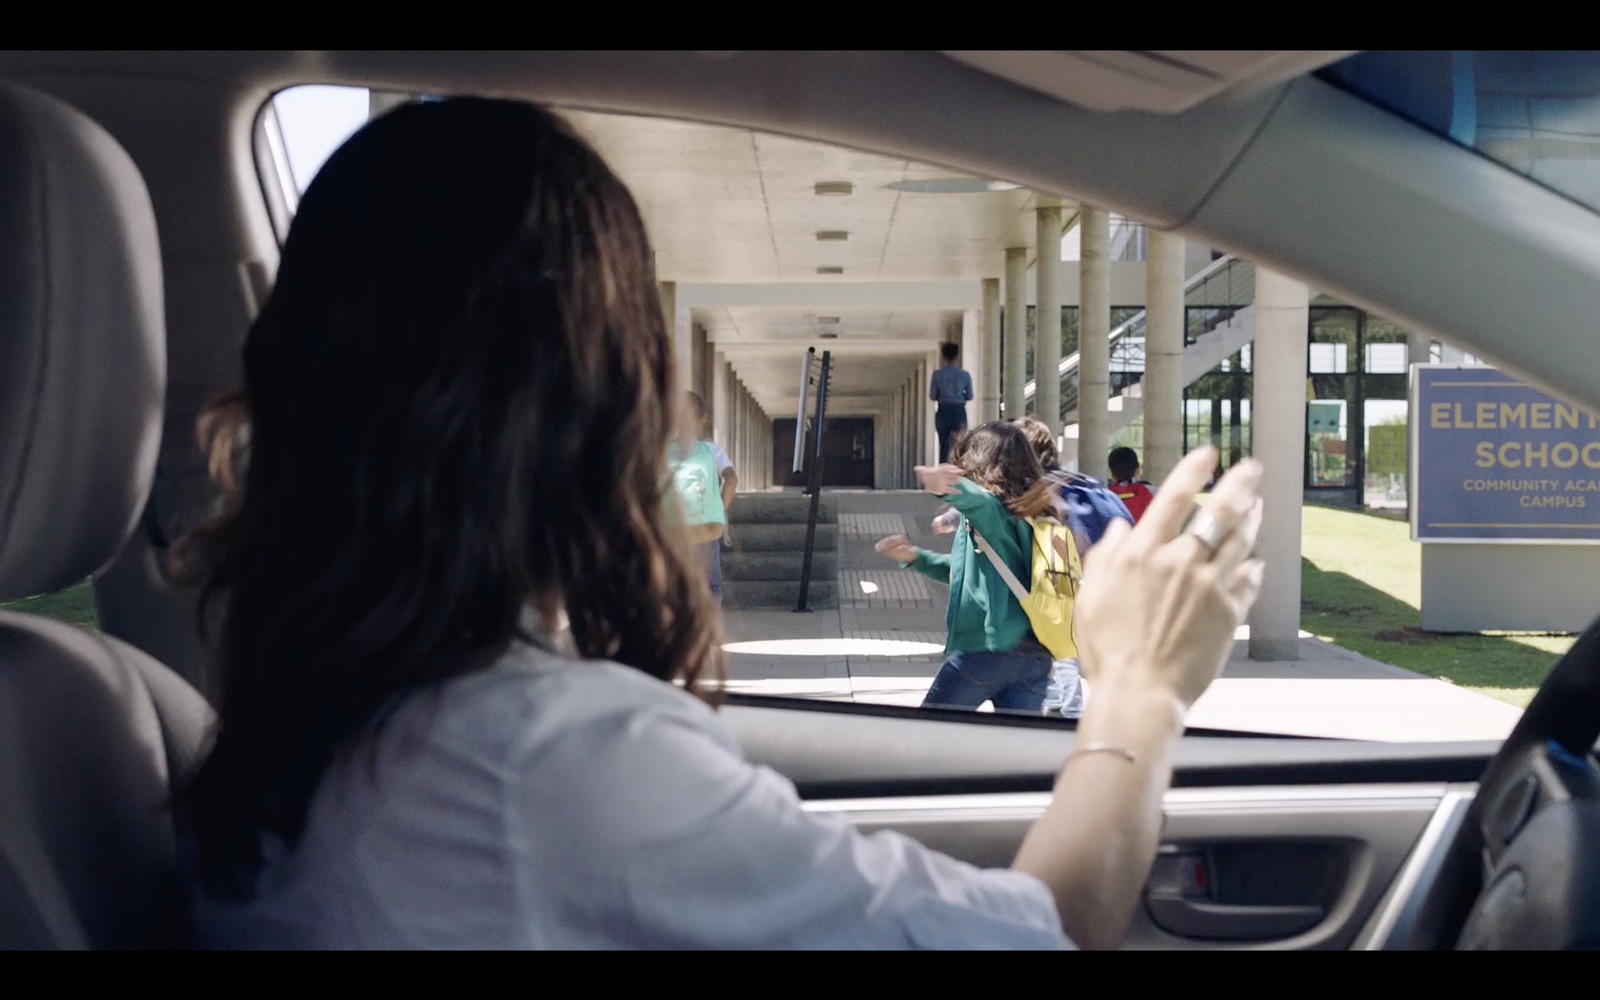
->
[[1023, 254, 1257, 424], [795, 348, 832, 613], [1108, 216, 1146, 262]]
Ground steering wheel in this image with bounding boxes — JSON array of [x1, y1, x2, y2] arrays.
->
[[1390, 615, 1600, 949]]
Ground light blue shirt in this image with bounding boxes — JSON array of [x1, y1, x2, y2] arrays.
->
[[183, 638, 1070, 949], [930, 365, 973, 407]]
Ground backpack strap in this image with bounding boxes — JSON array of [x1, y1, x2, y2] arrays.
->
[[968, 525, 1029, 603]]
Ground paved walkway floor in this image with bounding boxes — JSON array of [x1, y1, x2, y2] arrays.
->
[[722, 490, 1524, 743]]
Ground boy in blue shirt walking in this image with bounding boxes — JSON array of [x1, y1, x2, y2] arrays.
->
[[929, 342, 973, 463]]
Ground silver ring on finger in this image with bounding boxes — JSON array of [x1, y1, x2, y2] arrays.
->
[[1182, 507, 1229, 559]]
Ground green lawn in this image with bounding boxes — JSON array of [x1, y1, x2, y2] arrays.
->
[[1300, 504, 1567, 708], [0, 579, 99, 629], [0, 511, 1572, 709]]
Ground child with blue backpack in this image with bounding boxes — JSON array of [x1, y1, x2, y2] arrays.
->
[[933, 417, 1132, 719]]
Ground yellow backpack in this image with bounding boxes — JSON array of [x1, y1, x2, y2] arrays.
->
[[970, 517, 1082, 661]]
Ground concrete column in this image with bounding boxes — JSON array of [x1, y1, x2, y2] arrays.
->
[[712, 355, 730, 451], [925, 352, 941, 466], [1143, 230, 1185, 483], [962, 308, 981, 430], [903, 380, 913, 484], [1035, 205, 1064, 435], [896, 384, 907, 486], [893, 389, 903, 488], [693, 325, 711, 402], [981, 277, 1002, 422], [1079, 206, 1112, 481], [733, 385, 742, 483], [745, 389, 755, 485], [762, 407, 771, 489], [913, 365, 925, 471], [1003, 248, 1028, 420], [760, 405, 770, 489], [1248, 266, 1310, 662], [909, 374, 918, 478], [1407, 331, 1431, 370], [659, 281, 691, 396]]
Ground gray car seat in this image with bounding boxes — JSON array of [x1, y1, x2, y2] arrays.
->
[[0, 82, 214, 949]]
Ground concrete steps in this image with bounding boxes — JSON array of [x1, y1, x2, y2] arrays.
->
[[730, 523, 839, 552], [723, 550, 839, 581], [729, 494, 839, 523], [722, 492, 839, 610]]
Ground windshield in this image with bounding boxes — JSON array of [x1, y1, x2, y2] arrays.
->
[[10, 73, 1573, 745]]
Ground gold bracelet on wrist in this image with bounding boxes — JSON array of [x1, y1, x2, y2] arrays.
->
[[1067, 743, 1138, 766]]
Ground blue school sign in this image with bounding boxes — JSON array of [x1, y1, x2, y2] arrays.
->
[[1412, 365, 1600, 543]]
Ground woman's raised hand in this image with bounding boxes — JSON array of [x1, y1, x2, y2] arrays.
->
[[1072, 446, 1265, 711]]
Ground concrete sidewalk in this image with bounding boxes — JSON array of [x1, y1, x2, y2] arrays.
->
[[720, 490, 1524, 743]]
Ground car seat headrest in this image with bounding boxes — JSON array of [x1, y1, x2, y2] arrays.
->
[[0, 82, 165, 601]]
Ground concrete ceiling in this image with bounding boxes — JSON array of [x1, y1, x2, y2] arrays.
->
[[558, 108, 1076, 416]]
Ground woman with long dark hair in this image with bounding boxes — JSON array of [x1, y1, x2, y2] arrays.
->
[[176, 97, 1266, 950]]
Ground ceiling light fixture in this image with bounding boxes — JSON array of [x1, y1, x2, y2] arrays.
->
[[817, 266, 844, 275], [816, 230, 849, 241], [814, 181, 853, 196], [888, 178, 1023, 193], [817, 316, 840, 324], [819, 332, 839, 339]]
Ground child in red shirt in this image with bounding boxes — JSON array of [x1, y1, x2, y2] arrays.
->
[[1108, 446, 1156, 524]]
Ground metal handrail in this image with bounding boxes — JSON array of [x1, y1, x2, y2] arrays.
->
[[1023, 251, 1248, 402]]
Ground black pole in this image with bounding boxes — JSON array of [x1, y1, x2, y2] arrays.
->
[[796, 351, 831, 612]]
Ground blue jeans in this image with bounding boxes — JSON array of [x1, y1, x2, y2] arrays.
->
[[922, 638, 1052, 714], [1044, 659, 1084, 719], [935, 403, 967, 464], [700, 539, 722, 607]]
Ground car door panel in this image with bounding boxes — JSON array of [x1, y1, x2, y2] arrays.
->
[[725, 700, 1491, 949]]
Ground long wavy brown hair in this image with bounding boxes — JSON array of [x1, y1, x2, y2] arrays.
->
[[948, 421, 1046, 516], [174, 97, 723, 901]]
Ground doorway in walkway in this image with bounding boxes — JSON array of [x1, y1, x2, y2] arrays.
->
[[773, 418, 876, 488]]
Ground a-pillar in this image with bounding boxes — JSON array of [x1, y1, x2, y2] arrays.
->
[[1143, 230, 1185, 483], [1078, 206, 1112, 480], [981, 277, 1002, 422], [1003, 247, 1028, 420], [1249, 266, 1310, 661], [1035, 203, 1064, 435]]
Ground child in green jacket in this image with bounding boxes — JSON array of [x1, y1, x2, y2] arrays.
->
[[875, 421, 1052, 713]]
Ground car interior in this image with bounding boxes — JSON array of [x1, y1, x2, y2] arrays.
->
[[3, 50, 1600, 950]]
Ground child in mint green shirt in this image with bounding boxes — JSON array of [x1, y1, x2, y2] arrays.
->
[[669, 392, 737, 606]]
